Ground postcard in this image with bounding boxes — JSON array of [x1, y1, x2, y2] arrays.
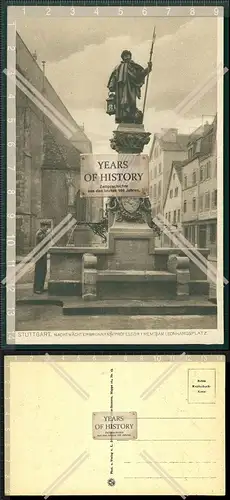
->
[[4, 5, 226, 345], [4, 354, 225, 495]]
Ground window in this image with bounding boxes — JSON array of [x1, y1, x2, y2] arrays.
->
[[200, 167, 204, 182], [177, 209, 181, 222], [199, 194, 204, 212], [188, 146, 193, 160], [174, 186, 178, 197], [190, 226, 196, 245], [212, 189, 217, 208], [153, 184, 157, 198], [207, 161, 211, 178], [192, 197, 196, 211], [184, 175, 188, 189], [183, 200, 187, 213], [173, 173, 176, 180], [203, 164, 207, 180], [168, 212, 171, 222], [192, 170, 196, 185], [165, 212, 168, 220], [204, 192, 210, 210], [170, 189, 173, 199], [173, 210, 177, 224], [196, 138, 201, 153], [158, 181, 162, 196], [158, 163, 162, 174], [210, 224, 217, 244]]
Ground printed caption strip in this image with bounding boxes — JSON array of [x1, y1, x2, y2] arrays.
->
[[4, 5, 227, 345]]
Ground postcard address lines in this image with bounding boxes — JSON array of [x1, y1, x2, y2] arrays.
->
[[10, 5, 223, 18]]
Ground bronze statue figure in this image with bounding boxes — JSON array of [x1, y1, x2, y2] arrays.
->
[[107, 50, 152, 124]]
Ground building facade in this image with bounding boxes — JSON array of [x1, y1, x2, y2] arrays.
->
[[182, 117, 217, 257], [16, 33, 102, 255], [149, 129, 189, 217], [149, 128, 189, 245], [163, 161, 184, 246]]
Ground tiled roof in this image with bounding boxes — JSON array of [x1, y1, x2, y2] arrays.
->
[[158, 135, 190, 152], [149, 132, 189, 158]]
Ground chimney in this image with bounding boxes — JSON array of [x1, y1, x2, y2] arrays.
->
[[204, 121, 211, 133], [161, 128, 178, 143]]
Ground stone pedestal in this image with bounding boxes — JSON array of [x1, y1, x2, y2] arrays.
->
[[106, 121, 156, 262], [106, 221, 154, 271], [110, 123, 151, 154]]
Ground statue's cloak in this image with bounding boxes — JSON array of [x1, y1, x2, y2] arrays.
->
[[107, 60, 146, 122]]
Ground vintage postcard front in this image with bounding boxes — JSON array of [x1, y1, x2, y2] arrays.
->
[[4, 354, 225, 495], [5, 5, 226, 345]]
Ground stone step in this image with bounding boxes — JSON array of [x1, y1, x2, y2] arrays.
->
[[62, 297, 216, 316], [97, 270, 176, 282]]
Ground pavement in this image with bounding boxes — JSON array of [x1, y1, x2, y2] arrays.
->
[[15, 283, 217, 331], [16, 306, 217, 331]]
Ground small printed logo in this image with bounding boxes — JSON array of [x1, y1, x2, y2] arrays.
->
[[107, 478, 115, 487]]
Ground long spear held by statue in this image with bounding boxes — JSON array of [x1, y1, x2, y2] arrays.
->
[[142, 27, 156, 120]]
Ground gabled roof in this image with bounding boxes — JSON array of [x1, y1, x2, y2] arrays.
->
[[163, 161, 185, 209], [178, 115, 217, 168], [149, 132, 189, 159]]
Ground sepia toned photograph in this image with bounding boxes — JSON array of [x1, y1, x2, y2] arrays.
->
[[6, 5, 225, 345]]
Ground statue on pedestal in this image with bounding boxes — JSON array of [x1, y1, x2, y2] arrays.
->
[[107, 50, 152, 124], [105, 29, 160, 234]]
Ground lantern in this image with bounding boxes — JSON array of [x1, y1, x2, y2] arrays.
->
[[106, 92, 116, 115]]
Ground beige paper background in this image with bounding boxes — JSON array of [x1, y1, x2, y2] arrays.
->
[[5, 355, 225, 495]]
